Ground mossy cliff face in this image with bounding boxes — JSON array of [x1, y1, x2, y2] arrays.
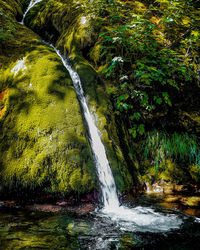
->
[[0, 0, 96, 195], [24, 0, 133, 192]]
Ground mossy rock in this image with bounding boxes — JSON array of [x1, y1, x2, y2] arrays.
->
[[0, 0, 23, 19], [180, 196, 200, 207], [24, 0, 83, 44], [0, 24, 96, 194], [139, 158, 197, 185], [0, 14, 41, 67]]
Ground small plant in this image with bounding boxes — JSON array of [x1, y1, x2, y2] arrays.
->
[[144, 131, 200, 171]]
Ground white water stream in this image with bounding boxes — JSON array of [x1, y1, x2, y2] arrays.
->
[[22, 0, 183, 232], [52, 47, 120, 211], [20, 0, 42, 25]]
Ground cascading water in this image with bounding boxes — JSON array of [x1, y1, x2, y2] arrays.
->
[[21, 0, 183, 232], [20, 0, 42, 25], [52, 47, 120, 211]]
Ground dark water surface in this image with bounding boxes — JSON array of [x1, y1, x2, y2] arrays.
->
[[0, 204, 200, 250]]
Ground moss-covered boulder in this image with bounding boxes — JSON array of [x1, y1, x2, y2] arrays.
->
[[0, 46, 95, 194], [0, 0, 96, 195]]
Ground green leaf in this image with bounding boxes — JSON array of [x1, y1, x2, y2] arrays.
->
[[122, 103, 128, 110], [162, 92, 168, 98], [129, 128, 137, 138], [155, 97, 162, 104], [102, 67, 108, 73], [99, 32, 108, 37], [133, 112, 141, 120], [138, 124, 145, 135]]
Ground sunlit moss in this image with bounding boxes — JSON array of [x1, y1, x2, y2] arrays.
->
[[89, 43, 101, 65], [0, 45, 96, 194]]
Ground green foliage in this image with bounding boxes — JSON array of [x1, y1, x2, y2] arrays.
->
[[144, 131, 200, 171], [139, 130, 200, 184], [153, 0, 200, 73], [86, 0, 200, 138]]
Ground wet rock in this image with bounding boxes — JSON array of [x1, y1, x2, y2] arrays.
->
[[77, 203, 95, 215], [27, 204, 62, 212], [56, 198, 75, 207], [25, 202, 95, 215], [56, 201, 69, 207], [4, 200, 18, 207], [180, 196, 200, 207], [164, 195, 180, 203]]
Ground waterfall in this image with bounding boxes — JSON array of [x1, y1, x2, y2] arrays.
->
[[20, 0, 42, 25], [52, 47, 120, 211], [21, 0, 183, 231], [20, 0, 121, 210]]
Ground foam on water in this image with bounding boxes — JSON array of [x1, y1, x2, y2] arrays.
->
[[101, 205, 182, 232]]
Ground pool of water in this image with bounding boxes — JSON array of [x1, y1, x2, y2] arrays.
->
[[1, 204, 200, 249]]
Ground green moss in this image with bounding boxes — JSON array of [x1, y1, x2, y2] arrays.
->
[[0, 0, 23, 19], [182, 196, 200, 207], [69, 168, 93, 193], [0, 45, 96, 194], [139, 159, 187, 184], [25, 0, 83, 43], [0, 20, 40, 68], [160, 160, 185, 183], [189, 165, 200, 183], [89, 43, 101, 66]]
